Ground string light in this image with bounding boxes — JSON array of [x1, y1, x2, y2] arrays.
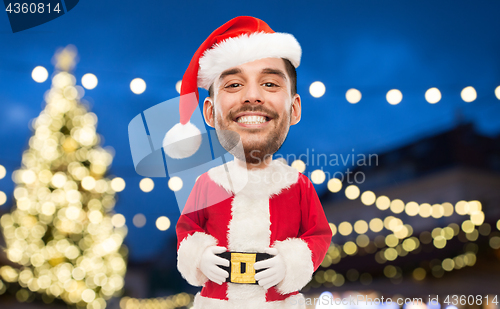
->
[[346, 88, 362, 104], [309, 81, 326, 98], [376, 195, 390, 210], [360, 190, 376, 206], [354, 220, 368, 234], [168, 176, 183, 192], [156, 216, 171, 231], [310, 169, 326, 184], [133, 213, 146, 228], [111, 177, 126, 192], [0, 191, 6, 206], [130, 78, 146, 95], [139, 178, 154, 192], [120, 293, 194, 309], [175, 80, 182, 94], [338, 221, 353, 236], [0, 164, 6, 179], [291, 160, 306, 173], [386, 89, 403, 105], [329, 223, 337, 236], [461, 86, 477, 102], [327, 178, 342, 193], [317, 228, 482, 288], [345, 185, 360, 200], [425, 88, 441, 104]]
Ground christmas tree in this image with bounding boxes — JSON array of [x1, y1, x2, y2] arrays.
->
[[0, 45, 127, 309]]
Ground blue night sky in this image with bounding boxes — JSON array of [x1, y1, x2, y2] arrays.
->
[[1, 1, 500, 262]]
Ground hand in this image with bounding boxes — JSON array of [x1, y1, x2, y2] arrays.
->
[[253, 248, 286, 290], [199, 246, 230, 285]]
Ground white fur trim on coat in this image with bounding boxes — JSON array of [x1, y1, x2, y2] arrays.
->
[[177, 232, 218, 286], [198, 32, 302, 90], [228, 193, 271, 252], [207, 159, 299, 199], [273, 238, 314, 294], [192, 291, 307, 309]]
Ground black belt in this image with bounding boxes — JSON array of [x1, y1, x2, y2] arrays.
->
[[216, 252, 272, 284]]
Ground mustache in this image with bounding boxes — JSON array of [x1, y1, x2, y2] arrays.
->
[[227, 105, 279, 120]]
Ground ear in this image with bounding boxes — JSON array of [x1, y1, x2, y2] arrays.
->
[[203, 97, 215, 128], [290, 93, 301, 125]]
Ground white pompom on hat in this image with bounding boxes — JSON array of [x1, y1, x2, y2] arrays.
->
[[163, 16, 302, 159]]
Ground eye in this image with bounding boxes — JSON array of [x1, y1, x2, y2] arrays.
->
[[225, 83, 241, 88], [262, 82, 278, 88]]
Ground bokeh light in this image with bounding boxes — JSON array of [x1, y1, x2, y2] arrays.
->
[[329, 223, 337, 236], [0, 191, 6, 206], [0, 165, 6, 179], [291, 159, 306, 173], [495, 85, 500, 100], [111, 177, 126, 192], [130, 78, 146, 94], [112, 214, 126, 228], [461, 86, 476, 102], [32, 66, 48, 83], [346, 88, 362, 104], [425, 87, 441, 104], [360, 190, 376, 205], [310, 169, 326, 184], [133, 213, 146, 228], [369, 218, 384, 233], [386, 89, 403, 105], [139, 178, 154, 192], [354, 220, 368, 234], [156, 216, 171, 231], [338, 221, 353, 236], [176, 80, 182, 94], [309, 81, 326, 98], [345, 185, 360, 200], [376, 195, 390, 210], [327, 178, 342, 193], [405, 201, 419, 216], [81, 73, 98, 90], [168, 176, 183, 191]]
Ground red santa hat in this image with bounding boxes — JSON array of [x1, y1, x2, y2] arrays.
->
[[163, 16, 302, 159]]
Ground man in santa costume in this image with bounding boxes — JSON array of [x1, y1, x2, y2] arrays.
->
[[167, 16, 332, 309]]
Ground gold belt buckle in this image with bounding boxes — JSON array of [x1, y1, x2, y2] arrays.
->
[[230, 252, 257, 284]]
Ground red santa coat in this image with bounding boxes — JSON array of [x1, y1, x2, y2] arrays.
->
[[176, 159, 332, 309]]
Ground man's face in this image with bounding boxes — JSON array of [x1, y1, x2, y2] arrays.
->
[[203, 58, 301, 165]]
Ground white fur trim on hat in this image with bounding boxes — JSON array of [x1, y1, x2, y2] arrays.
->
[[198, 32, 302, 90], [163, 122, 202, 159], [177, 232, 218, 286], [273, 238, 314, 295]]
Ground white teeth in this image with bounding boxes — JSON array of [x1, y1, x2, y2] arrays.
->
[[237, 115, 267, 124]]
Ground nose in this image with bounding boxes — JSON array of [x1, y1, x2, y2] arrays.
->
[[242, 80, 264, 104]]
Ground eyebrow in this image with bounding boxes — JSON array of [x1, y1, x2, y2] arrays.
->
[[218, 68, 242, 82], [217, 67, 288, 83], [260, 68, 287, 81]]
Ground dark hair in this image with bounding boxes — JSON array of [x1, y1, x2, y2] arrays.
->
[[208, 58, 297, 98]]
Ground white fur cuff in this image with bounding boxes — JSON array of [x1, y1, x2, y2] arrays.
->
[[273, 238, 314, 294], [177, 232, 218, 286]]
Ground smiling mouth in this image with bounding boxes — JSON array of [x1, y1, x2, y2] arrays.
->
[[235, 115, 271, 125]]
